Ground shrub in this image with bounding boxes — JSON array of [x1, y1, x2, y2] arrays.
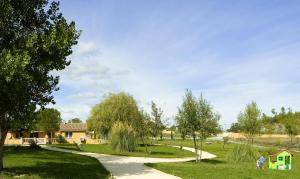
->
[[228, 144, 260, 162], [111, 122, 137, 152], [56, 134, 67, 144], [29, 140, 41, 149]]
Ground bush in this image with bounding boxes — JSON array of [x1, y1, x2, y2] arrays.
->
[[111, 122, 137, 152], [29, 139, 41, 149], [228, 144, 260, 162], [56, 134, 67, 144]]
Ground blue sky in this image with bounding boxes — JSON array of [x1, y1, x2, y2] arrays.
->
[[50, 0, 300, 129]]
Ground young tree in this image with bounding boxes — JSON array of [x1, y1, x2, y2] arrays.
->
[[283, 111, 300, 144], [177, 90, 220, 162], [0, 0, 79, 170], [176, 109, 188, 140], [137, 110, 151, 153], [35, 108, 62, 142], [68, 118, 82, 123], [237, 101, 262, 144], [177, 90, 198, 161], [197, 95, 220, 160], [150, 101, 165, 140], [170, 125, 176, 140]]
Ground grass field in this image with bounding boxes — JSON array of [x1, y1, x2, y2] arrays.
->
[[146, 139, 300, 179], [50, 143, 194, 158], [0, 146, 110, 179]]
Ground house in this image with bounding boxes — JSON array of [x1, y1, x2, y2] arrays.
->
[[268, 150, 292, 170], [57, 123, 87, 143], [4, 123, 100, 145]]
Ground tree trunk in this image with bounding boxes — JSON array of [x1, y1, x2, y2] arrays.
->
[[291, 136, 293, 145], [199, 138, 203, 162], [193, 133, 198, 163], [0, 129, 8, 171]]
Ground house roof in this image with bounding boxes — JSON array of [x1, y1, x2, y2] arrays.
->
[[269, 149, 292, 156], [60, 123, 87, 132]]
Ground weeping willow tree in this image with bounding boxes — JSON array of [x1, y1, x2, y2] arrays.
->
[[87, 92, 143, 151]]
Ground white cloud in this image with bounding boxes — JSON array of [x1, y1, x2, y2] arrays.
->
[[67, 92, 97, 100], [76, 42, 98, 55]]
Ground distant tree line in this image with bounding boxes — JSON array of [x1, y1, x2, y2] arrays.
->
[[228, 104, 300, 144]]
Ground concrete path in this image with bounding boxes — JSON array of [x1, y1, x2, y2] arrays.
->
[[41, 145, 216, 179]]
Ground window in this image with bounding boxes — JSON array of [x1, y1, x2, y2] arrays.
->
[[270, 156, 277, 163], [65, 132, 73, 138], [278, 156, 283, 161]]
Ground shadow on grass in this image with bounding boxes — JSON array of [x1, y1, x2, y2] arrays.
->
[[3, 147, 110, 179], [3, 161, 109, 179], [182, 159, 226, 165]]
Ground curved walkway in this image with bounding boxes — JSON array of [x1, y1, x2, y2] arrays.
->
[[41, 145, 216, 179]]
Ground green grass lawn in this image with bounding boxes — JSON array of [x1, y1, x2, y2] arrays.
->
[[0, 146, 110, 179], [146, 139, 300, 179], [50, 143, 194, 158]]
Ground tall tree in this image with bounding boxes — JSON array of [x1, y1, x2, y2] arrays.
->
[[0, 0, 79, 170], [87, 92, 142, 139], [150, 101, 165, 140], [35, 108, 62, 141], [237, 101, 262, 144], [68, 118, 82, 123], [177, 90, 220, 162]]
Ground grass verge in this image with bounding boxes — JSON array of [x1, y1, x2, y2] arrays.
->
[[50, 143, 194, 158], [0, 146, 110, 179], [146, 140, 300, 179]]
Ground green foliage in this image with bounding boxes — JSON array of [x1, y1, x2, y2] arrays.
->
[[56, 134, 67, 144], [111, 122, 137, 152], [35, 108, 62, 134], [137, 110, 151, 144], [176, 89, 220, 162], [87, 92, 142, 139], [259, 107, 300, 143], [68, 118, 82, 123], [237, 101, 262, 143], [149, 101, 165, 139], [227, 144, 260, 163], [29, 140, 41, 149], [227, 122, 241, 132], [0, 0, 79, 170]]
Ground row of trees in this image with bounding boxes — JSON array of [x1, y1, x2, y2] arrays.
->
[[228, 102, 300, 144]]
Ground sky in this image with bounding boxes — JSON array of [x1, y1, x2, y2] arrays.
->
[[49, 0, 300, 129]]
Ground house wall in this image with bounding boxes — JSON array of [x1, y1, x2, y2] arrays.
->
[[5, 130, 100, 145], [57, 131, 87, 144], [5, 131, 49, 145], [5, 132, 22, 145]]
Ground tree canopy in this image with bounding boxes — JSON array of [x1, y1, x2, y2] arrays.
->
[[87, 92, 142, 139], [35, 108, 62, 135], [177, 90, 220, 162], [0, 0, 79, 170], [68, 118, 82, 123], [237, 101, 262, 144]]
